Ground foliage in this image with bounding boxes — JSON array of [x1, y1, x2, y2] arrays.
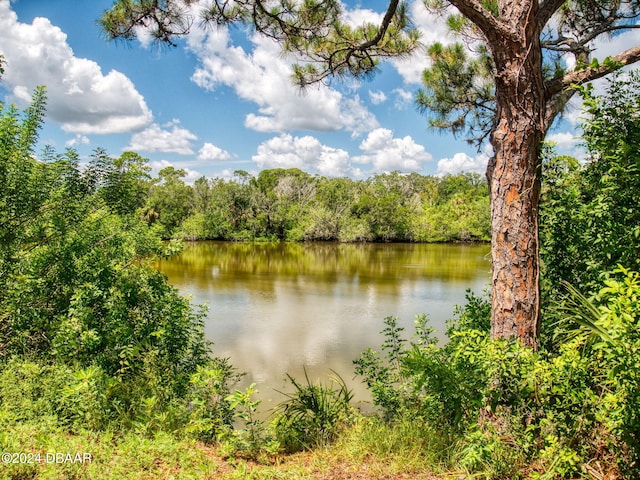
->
[[0, 89, 238, 442], [146, 166, 194, 238], [539, 71, 640, 354], [556, 267, 640, 470], [0, 357, 238, 438], [416, 42, 495, 144], [85, 149, 152, 217], [355, 269, 640, 478], [174, 169, 490, 243], [540, 71, 640, 296], [220, 383, 278, 457], [354, 308, 489, 431], [272, 369, 354, 452], [101, 1, 419, 86]]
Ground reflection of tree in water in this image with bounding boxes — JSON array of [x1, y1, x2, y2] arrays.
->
[[157, 241, 491, 403], [158, 241, 490, 294]]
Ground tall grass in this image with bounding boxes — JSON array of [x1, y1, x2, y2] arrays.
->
[[271, 369, 354, 452]]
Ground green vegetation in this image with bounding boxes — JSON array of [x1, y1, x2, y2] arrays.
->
[[151, 168, 490, 243], [540, 71, 640, 295], [0, 87, 238, 457], [353, 268, 640, 478], [344, 72, 640, 478], [48, 143, 492, 245], [101, 0, 640, 350], [2, 73, 640, 478], [272, 370, 354, 453]]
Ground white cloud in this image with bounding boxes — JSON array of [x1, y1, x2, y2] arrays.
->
[[589, 23, 640, 61], [198, 142, 232, 161], [368, 90, 387, 105], [546, 132, 578, 150], [354, 128, 432, 172], [546, 130, 587, 160], [65, 134, 89, 147], [252, 134, 353, 177], [436, 146, 491, 175], [186, 25, 378, 135], [0, 2, 152, 134], [150, 159, 174, 172], [343, 8, 384, 27], [126, 120, 197, 155], [393, 88, 414, 109]]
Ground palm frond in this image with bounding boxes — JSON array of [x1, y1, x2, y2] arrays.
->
[[551, 280, 611, 348]]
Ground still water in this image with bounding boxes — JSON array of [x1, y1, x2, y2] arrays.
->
[[157, 241, 491, 409]]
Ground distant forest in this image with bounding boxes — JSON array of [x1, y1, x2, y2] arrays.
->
[[89, 148, 490, 243]]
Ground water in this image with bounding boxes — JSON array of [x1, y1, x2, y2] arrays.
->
[[157, 241, 491, 410]]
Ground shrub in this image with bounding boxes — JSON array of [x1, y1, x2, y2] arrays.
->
[[356, 273, 640, 478], [272, 369, 354, 452]]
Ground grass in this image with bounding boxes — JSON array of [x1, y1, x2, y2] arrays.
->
[[0, 420, 449, 480]]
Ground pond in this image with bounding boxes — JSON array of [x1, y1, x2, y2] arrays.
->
[[156, 241, 491, 410]]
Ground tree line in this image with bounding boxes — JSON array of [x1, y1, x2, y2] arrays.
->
[[90, 153, 491, 243]]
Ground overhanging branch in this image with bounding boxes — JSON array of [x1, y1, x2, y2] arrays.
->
[[358, 0, 401, 50], [446, 0, 516, 39], [536, 0, 567, 28], [545, 45, 640, 98]]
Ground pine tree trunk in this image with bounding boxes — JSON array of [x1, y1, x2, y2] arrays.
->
[[488, 115, 542, 348], [486, 20, 546, 349]]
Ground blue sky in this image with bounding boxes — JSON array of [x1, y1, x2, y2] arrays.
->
[[1, 0, 612, 181]]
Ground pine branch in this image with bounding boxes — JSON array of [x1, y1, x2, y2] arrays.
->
[[358, 0, 401, 50], [446, 0, 516, 40], [545, 45, 640, 99], [536, 0, 567, 28]]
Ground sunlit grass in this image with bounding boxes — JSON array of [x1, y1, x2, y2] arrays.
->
[[0, 420, 447, 480]]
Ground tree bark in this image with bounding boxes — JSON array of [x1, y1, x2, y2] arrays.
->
[[485, 5, 546, 349], [489, 112, 542, 348]]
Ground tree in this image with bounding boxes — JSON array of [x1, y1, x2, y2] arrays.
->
[[0, 86, 48, 271], [146, 166, 194, 237], [85, 149, 152, 216], [540, 72, 640, 296], [101, 0, 640, 348]]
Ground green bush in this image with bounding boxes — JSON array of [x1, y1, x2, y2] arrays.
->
[[356, 272, 640, 478], [272, 370, 354, 452], [540, 72, 640, 298], [0, 89, 241, 444]]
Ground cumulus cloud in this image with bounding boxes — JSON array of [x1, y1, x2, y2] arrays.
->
[[546, 130, 587, 160], [393, 88, 414, 109], [198, 142, 232, 161], [343, 8, 384, 27], [0, 2, 152, 134], [126, 120, 197, 155], [65, 134, 90, 147], [186, 25, 378, 135], [354, 128, 432, 172], [436, 146, 491, 175], [546, 132, 578, 150], [252, 134, 353, 177], [368, 90, 387, 105], [589, 23, 640, 61]]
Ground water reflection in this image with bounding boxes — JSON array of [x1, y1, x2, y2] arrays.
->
[[157, 241, 490, 410]]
